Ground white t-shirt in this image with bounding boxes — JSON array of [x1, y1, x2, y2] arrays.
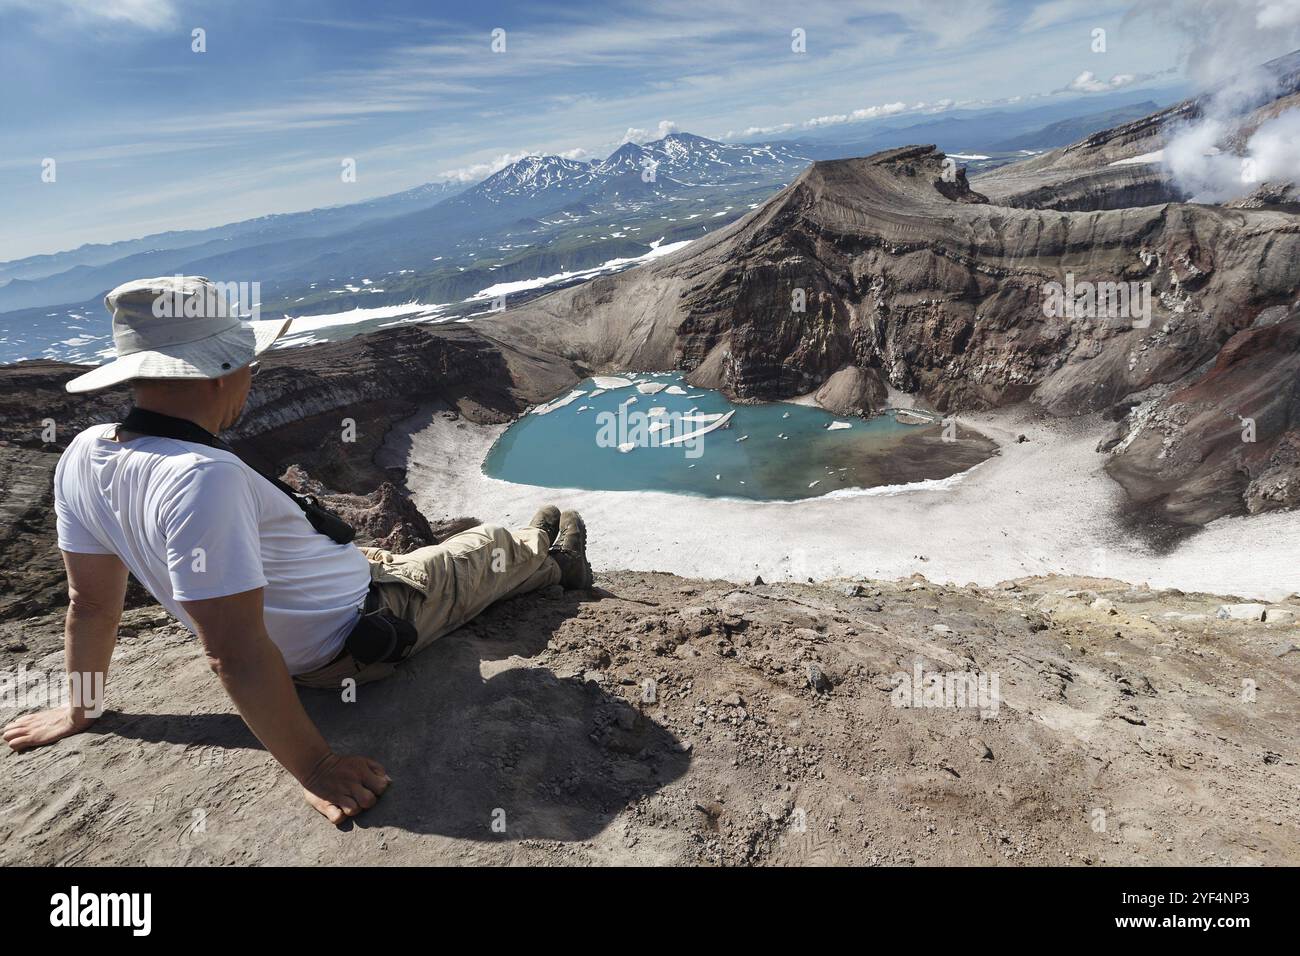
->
[[54, 423, 370, 674]]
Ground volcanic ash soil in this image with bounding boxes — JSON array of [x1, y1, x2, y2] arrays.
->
[[2, 571, 1297, 865]]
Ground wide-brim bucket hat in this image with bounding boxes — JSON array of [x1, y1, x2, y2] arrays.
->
[[65, 275, 292, 393]]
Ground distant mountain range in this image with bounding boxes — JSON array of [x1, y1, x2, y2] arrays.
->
[[0, 179, 467, 288], [0, 132, 817, 320], [0, 90, 1180, 363], [435, 132, 814, 211], [986, 101, 1161, 151], [593, 132, 811, 182], [770, 86, 1179, 152]]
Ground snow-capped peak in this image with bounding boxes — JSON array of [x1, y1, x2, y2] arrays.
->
[[472, 155, 599, 202]]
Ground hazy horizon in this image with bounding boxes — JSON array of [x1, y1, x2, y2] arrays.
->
[[0, 0, 1214, 262]]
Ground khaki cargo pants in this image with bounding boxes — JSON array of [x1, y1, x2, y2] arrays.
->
[[294, 523, 561, 688]]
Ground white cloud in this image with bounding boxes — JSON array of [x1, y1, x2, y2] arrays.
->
[[557, 147, 594, 161], [620, 120, 680, 144], [0, 0, 179, 30], [1061, 70, 1143, 93], [804, 101, 909, 128], [724, 101, 912, 139], [435, 145, 593, 183], [728, 123, 796, 139], [1256, 0, 1300, 30], [437, 151, 533, 183]]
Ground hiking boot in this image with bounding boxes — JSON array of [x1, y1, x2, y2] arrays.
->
[[550, 510, 593, 590], [528, 505, 561, 547]]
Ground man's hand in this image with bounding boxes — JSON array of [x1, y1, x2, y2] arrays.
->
[[302, 753, 391, 824], [183, 588, 391, 824], [2, 706, 94, 752]]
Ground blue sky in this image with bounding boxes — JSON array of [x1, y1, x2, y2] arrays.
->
[[0, 0, 1264, 260]]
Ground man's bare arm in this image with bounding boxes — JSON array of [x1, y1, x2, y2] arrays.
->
[[182, 588, 389, 823], [3, 550, 126, 752]]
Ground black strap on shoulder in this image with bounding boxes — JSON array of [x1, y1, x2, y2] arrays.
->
[[118, 406, 356, 544]]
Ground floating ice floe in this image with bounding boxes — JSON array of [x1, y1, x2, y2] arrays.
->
[[576, 405, 589, 412], [617, 442, 636, 453], [664, 385, 687, 395], [636, 381, 668, 395], [736, 435, 749, 442], [782, 411, 790, 419], [533, 389, 587, 415], [809, 480, 820, 488], [647, 407, 667, 417], [592, 376, 634, 389], [827, 421, 852, 430], [648, 421, 669, 433], [621, 396, 639, 407], [589, 389, 606, 397], [661, 409, 736, 446]]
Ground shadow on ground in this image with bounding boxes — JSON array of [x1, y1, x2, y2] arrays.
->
[[98, 589, 689, 843]]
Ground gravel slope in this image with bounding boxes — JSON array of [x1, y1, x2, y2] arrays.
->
[[2, 569, 1296, 865]]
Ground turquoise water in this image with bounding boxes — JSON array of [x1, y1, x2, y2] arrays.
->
[[482, 373, 987, 501]]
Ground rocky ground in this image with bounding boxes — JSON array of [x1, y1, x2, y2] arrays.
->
[[2, 563, 1296, 865]]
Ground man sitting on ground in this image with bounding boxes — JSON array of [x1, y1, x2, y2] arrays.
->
[[1, 276, 593, 824]]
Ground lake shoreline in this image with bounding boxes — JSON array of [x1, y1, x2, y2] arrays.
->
[[481, 374, 995, 501], [391, 403, 1300, 602]]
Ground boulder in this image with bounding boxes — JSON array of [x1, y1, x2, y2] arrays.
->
[[813, 366, 888, 417], [1264, 607, 1298, 626], [1216, 603, 1267, 622]]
